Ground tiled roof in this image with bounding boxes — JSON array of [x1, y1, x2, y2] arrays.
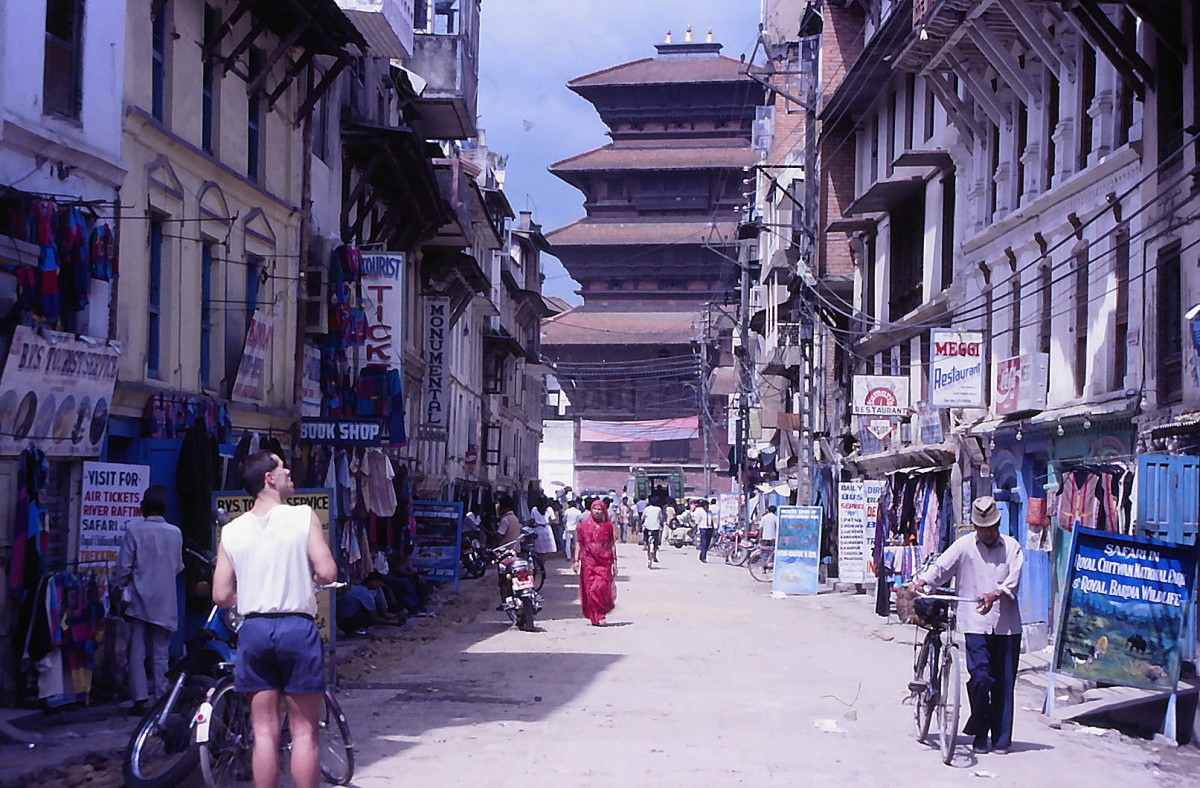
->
[[546, 219, 737, 247], [569, 55, 751, 88], [541, 307, 700, 346], [550, 143, 757, 172]]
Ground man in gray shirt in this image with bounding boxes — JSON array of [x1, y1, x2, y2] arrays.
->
[[111, 484, 183, 715], [914, 496, 1024, 755]]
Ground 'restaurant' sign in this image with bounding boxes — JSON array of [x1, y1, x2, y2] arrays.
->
[[929, 329, 985, 407], [361, 253, 407, 371], [424, 296, 449, 430], [298, 418, 384, 446], [852, 375, 910, 416], [0, 325, 121, 457]]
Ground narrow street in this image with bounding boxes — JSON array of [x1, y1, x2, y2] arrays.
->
[[334, 545, 1200, 787]]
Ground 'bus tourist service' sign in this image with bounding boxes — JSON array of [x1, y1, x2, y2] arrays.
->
[[1054, 529, 1197, 690], [929, 329, 985, 407], [774, 506, 822, 595]]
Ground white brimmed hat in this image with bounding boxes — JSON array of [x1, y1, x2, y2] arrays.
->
[[971, 496, 1002, 528]]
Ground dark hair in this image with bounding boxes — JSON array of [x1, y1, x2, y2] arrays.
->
[[140, 484, 169, 516], [241, 450, 280, 496], [365, 571, 386, 585], [498, 495, 516, 514], [768, 505, 777, 514]]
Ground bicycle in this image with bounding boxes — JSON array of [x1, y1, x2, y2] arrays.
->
[[746, 542, 775, 582], [906, 588, 974, 765], [644, 527, 661, 568]]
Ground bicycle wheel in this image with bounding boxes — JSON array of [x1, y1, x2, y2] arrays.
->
[[320, 690, 355, 785], [938, 644, 962, 764], [198, 679, 255, 787], [910, 636, 936, 744], [747, 549, 774, 582], [123, 674, 213, 788], [532, 555, 546, 591]]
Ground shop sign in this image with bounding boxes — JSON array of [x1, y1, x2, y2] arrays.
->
[[0, 325, 121, 457], [837, 482, 867, 584], [214, 489, 335, 643], [864, 480, 883, 575], [361, 253, 406, 372], [774, 505, 822, 595], [994, 352, 1050, 415], [411, 500, 463, 591], [929, 330, 985, 407], [298, 418, 384, 446], [78, 462, 150, 569], [717, 493, 740, 529], [300, 343, 322, 417], [866, 417, 894, 440], [852, 375, 909, 416], [231, 310, 273, 403], [1054, 529, 1197, 690], [424, 296, 449, 429]]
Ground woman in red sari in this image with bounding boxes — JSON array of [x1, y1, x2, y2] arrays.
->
[[573, 499, 618, 626]]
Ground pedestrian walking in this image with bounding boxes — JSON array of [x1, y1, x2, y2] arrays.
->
[[111, 484, 183, 715], [573, 499, 618, 626], [912, 496, 1024, 755], [694, 499, 713, 562], [759, 505, 778, 546], [213, 451, 338, 788], [615, 495, 633, 544], [530, 495, 558, 557], [561, 500, 584, 560]]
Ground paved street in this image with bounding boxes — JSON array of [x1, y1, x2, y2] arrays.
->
[[335, 544, 1200, 787]]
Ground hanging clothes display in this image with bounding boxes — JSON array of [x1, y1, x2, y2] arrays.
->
[[870, 468, 950, 617], [1056, 463, 1134, 534]]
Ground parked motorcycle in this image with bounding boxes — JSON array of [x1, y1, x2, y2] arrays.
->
[[666, 512, 696, 548], [461, 529, 490, 579], [493, 541, 542, 631]]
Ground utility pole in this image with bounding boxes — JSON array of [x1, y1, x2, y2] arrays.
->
[[700, 304, 712, 498], [736, 218, 758, 530]]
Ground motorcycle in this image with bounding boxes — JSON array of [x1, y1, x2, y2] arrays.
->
[[493, 540, 542, 632], [461, 528, 490, 579], [666, 513, 696, 548], [123, 589, 241, 787]]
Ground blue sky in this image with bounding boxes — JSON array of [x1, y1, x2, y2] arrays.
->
[[477, 1, 763, 304]]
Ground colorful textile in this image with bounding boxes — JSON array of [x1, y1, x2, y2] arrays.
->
[[576, 503, 617, 625]]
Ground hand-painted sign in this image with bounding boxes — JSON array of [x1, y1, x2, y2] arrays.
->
[[411, 500, 463, 591], [299, 418, 384, 446], [994, 352, 1049, 415], [774, 505, 822, 595], [361, 253, 407, 371], [0, 326, 121, 457], [231, 310, 273, 402], [1054, 529, 1197, 690], [424, 296, 449, 429], [837, 482, 867, 584], [79, 462, 150, 568], [717, 493, 740, 530], [929, 330, 985, 407], [852, 375, 910, 416]]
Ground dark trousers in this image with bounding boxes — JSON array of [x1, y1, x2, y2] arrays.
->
[[963, 633, 1021, 749], [699, 528, 714, 561]]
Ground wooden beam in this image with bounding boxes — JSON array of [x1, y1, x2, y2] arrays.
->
[[946, 52, 1010, 130], [966, 21, 1040, 108], [246, 13, 310, 96], [294, 57, 348, 127], [1068, 1, 1152, 95], [344, 150, 386, 214], [999, 0, 1072, 78], [927, 70, 985, 143], [267, 49, 315, 108], [1126, 0, 1186, 64], [203, 0, 251, 60], [222, 11, 274, 75]]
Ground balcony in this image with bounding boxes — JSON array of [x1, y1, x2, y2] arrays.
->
[[335, 0, 414, 59], [409, 1, 479, 139]]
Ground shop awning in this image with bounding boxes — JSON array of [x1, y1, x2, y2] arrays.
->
[[844, 176, 926, 216]]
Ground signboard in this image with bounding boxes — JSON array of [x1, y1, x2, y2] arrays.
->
[[361, 253, 406, 371], [300, 343, 322, 417], [299, 418, 384, 446], [717, 493, 740, 530], [424, 296, 449, 429], [852, 375, 910, 416], [0, 325, 121, 457], [864, 480, 883, 576], [213, 489, 335, 644], [231, 310, 273, 402], [1054, 529, 1197, 690], [994, 352, 1050, 415], [411, 500, 463, 591], [774, 506, 822, 595], [78, 462, 151, 569], [837, 482, 867, 584], [929, 330, 985, 407]]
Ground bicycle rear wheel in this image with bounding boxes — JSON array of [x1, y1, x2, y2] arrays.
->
[[198, 679, 254, 787], [910, 636, 936, 744], [532, 554, 546, 591], [747, 549, 774, 582], [320, 690, 355, 785], [938, 643, 961, 764]]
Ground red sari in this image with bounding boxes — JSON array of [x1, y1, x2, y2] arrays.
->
[[577, 511, 617, 625]]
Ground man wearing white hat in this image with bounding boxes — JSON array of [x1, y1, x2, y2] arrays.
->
[[913, 496, 1025, 755]]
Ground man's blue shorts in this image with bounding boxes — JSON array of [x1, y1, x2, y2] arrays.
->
[[235, 615, 325, 696]]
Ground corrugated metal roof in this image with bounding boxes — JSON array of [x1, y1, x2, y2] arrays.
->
[[541, 307, 700, 346], [545, 219, 737, 247], [551, 143, 757, 172], [569, 55, 751, 88]]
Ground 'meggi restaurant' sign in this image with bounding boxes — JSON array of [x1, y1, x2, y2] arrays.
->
[[929, 329, 985, 408]]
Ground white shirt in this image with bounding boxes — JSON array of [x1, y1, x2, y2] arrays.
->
[[220, 504, 318, 617], [563, 506, 584, 533], [531, 507, 548, 526], [692, 508, 710, 529], [642, 504, 663, 531], [760, 512, 779, 541], [918, 532, 1025, 635]]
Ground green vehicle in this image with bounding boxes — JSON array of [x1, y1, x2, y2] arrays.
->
[[627, 466, 686, 506]]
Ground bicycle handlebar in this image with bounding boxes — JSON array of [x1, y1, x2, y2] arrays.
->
[[915, 590, 981, 603]]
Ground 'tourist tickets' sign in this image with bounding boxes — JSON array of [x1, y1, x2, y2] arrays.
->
[[852, 375, 910, 416], [298, 418, 384, 446], [361, 253, 406, 371], [929, 330, 986, 407]]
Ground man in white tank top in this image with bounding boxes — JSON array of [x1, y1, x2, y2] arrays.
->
[[213, 451, 337, 788]]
